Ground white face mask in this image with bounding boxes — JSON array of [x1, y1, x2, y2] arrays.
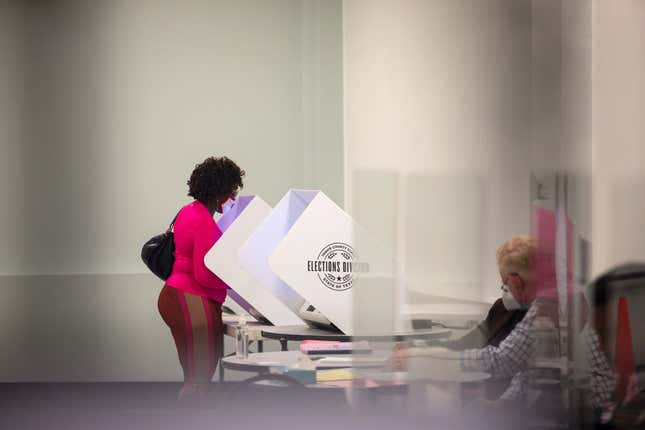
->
[[221, 197, 236, 214], [501, 284, 522, 311]]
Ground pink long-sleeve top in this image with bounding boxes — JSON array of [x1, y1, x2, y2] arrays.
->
[[166, 200, 228, 303]]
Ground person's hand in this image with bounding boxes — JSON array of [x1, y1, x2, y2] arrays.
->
[[387, 342, 409, 371]]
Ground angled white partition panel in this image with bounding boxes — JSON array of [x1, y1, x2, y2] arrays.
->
[[205, 195, 304, 326], [215, 196, 253, 318], [238, 190, 317, 323]]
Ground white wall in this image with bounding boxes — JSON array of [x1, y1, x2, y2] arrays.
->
[[0, 0, 343, 381], [561, 0, 592, 242], [592, 0, 645, 275], [591, 1, 645, 363], [343, 0, 532, 303], [1, 0, 343, 277]]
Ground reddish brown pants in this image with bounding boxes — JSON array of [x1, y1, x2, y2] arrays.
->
[[158, 285, 223, 385]]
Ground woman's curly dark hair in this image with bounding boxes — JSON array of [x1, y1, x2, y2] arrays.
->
[[187, 156, 245, 204]]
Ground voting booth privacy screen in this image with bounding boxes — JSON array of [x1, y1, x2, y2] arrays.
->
[[238, 190, 319, 326], [215, 196, 253, 317], [207, 190, 395, 335], [205, 195, 304, 326], [265, 190, 395, 335]]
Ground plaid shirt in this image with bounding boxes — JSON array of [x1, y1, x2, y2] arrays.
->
[[582, 329, 615, 409], [498, 329, 615, 409], [461, 301, 538, 378], [461, 301, 615, 409]]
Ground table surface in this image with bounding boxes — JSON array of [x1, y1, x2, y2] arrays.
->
[[221, 350, 390, 373], [222, 350, 490, 384], [359, 367, 490, 384], [260, 325, 452, 342]]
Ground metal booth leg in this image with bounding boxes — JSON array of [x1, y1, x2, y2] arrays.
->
[[219, 332, 225, 382]]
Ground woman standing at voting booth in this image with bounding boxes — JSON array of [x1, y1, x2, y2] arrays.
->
[[158, 156, 244, 405]]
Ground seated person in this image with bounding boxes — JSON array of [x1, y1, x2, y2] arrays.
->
[[459, 235, 541, 379], [402, 236, 615, 410], [431, 236, 533, 398], [458, 237, 615, 412], [587, 264, 644, 426]]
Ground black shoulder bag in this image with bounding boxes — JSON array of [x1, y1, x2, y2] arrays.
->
[[141, 212, 179, 281]]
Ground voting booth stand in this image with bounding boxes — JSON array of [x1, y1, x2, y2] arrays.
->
[[240, 189, 394, 335], [205, 195, 304, 326]]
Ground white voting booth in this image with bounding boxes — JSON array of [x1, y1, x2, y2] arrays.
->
[[205, 195, 304, 326], [240, 189, 394, 335], [212, 196, 255, 318], [237, 191, 317, 328]]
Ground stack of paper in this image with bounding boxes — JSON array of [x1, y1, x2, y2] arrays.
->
[[300, 340, 372, 355], [316, 369, 355, 382]]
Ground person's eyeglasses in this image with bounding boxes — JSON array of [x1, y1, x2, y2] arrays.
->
[[501, 272, 523, 287]]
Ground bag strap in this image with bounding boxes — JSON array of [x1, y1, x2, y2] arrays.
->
[[166, 211, 180, 233]]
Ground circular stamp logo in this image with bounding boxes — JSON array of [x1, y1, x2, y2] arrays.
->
[[308, 242, 355, 291]]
